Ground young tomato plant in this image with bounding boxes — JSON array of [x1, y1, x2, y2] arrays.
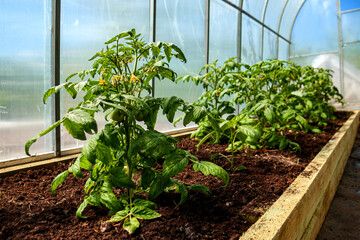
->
[[176, 58, 243, 145], [25, 29, 229, 234]]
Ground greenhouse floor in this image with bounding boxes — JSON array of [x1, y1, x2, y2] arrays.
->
[[316, 128, 360, 239]]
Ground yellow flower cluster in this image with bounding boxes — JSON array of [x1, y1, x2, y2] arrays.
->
[[99, 77, 107, 85], [120, 58, 134, 66], [130, 75, 140, 83]]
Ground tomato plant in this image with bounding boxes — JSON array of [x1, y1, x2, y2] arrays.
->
[[25, 29, 229, 234], [176, 58, 243, 144]]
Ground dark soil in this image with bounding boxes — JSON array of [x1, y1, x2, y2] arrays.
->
[[0, 112, 351, 240]]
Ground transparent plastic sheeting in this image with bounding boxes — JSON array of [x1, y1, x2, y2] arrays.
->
[[60, 0, 150, 150], [241, 15, 262, 65], [0, 0, 53, 161], [291, 0, 339, 56], [263, 28, 277, 60], [155, 0, 205, 131], [342, 10, 360, 43], [209, 0, 238, 64], [242, 0, 266, 21], [264, 0, 287, 31], [279, 0, 304, 38], [278, 38, 289, 61], [343, 43, 360, 106]]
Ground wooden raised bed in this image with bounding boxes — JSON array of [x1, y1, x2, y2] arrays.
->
[[240, 111, 359, 240]]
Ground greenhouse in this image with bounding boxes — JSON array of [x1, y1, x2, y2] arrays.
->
[[0, 0, 359, 239]]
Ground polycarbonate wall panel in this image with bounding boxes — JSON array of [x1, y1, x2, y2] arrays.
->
[[279, 0, 304, 37], [341, 0, 360, 11], [342, 10, 360, 43], [209, 0, 238, 63], [263, 29, 277, 60], [242, 0, 266, 21], [60, 0, 150, 150], [290, 0, 338, 56], [241, 15, 261, 65], [0, 0, 53, 160], [264, 0, 287, 31], [155, 0, 205, 131], [278, 38, 289, 60], [343, 43, 360, 106]]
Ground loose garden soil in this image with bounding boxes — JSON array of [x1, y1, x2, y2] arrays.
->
[[0, 112, 351, 240]]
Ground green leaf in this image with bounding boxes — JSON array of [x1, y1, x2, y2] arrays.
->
[[66, 109, 97, 134], [296, 115, 309, 131], [264, 107, 275, 124], [279, 139, 288, 150], [187, 184, 211, 194], [133, 199, 157, 210], [100, 190, 121, 211], [131, 206, 161, 220], [192, 106, 207, 121], [171, 179, 188, 205], [183, 110, 194, 126], [84, 178, 94, 194], [162, 151, 189, 178], [110, 166, 136, 189], [123, 217, 140, 234], [90, 162, 103, 181], [291, 90, 304, 97], [238, 125, 260, 140], [25, 120, 62, 156], [163, 44, 172, 62], [65, 72, 78, 81], [311, 128, 322, 134], [82, 134, 99, 163], [96, 142, 112, 166], [162, 96, 184, 123], [109, 210, 129, 222], [129, 130, 177, 157], [140, 168, 155, 190], [68, 155, 84, 178], [79, 154, 93, 171], [166, 43, 186, 62], [43, 82, 69, 104], [50, 170, 69, 195], [148, 175, 171, 200], [87, 190, 101, 207], [63, 119, 86, 140], [76, 199, 88, 219], [193, 161, 229, 186], [196, 131, 215, 149], [306, 100, 313, 109]]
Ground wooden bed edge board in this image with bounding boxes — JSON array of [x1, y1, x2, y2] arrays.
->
[[240, 111, 359, 240]]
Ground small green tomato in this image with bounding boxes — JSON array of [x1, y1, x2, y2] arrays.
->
[[110, 109, 125, 122]]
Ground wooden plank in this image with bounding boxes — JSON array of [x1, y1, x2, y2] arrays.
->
[[0, 154, 79, 178], [301, 138, 352, 240], [240, 111, 359, 240]]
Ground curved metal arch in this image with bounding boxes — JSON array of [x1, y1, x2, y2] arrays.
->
[[287, 0, 306, 58], [276, 0, 289, 59], [260, 0, 269, 60], [237, 0, 244, 61]]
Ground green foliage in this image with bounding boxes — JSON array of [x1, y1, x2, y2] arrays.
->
[[25, 29, 229, 235], [178, 58, 344, 155], [177, 58, 243, 143]]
